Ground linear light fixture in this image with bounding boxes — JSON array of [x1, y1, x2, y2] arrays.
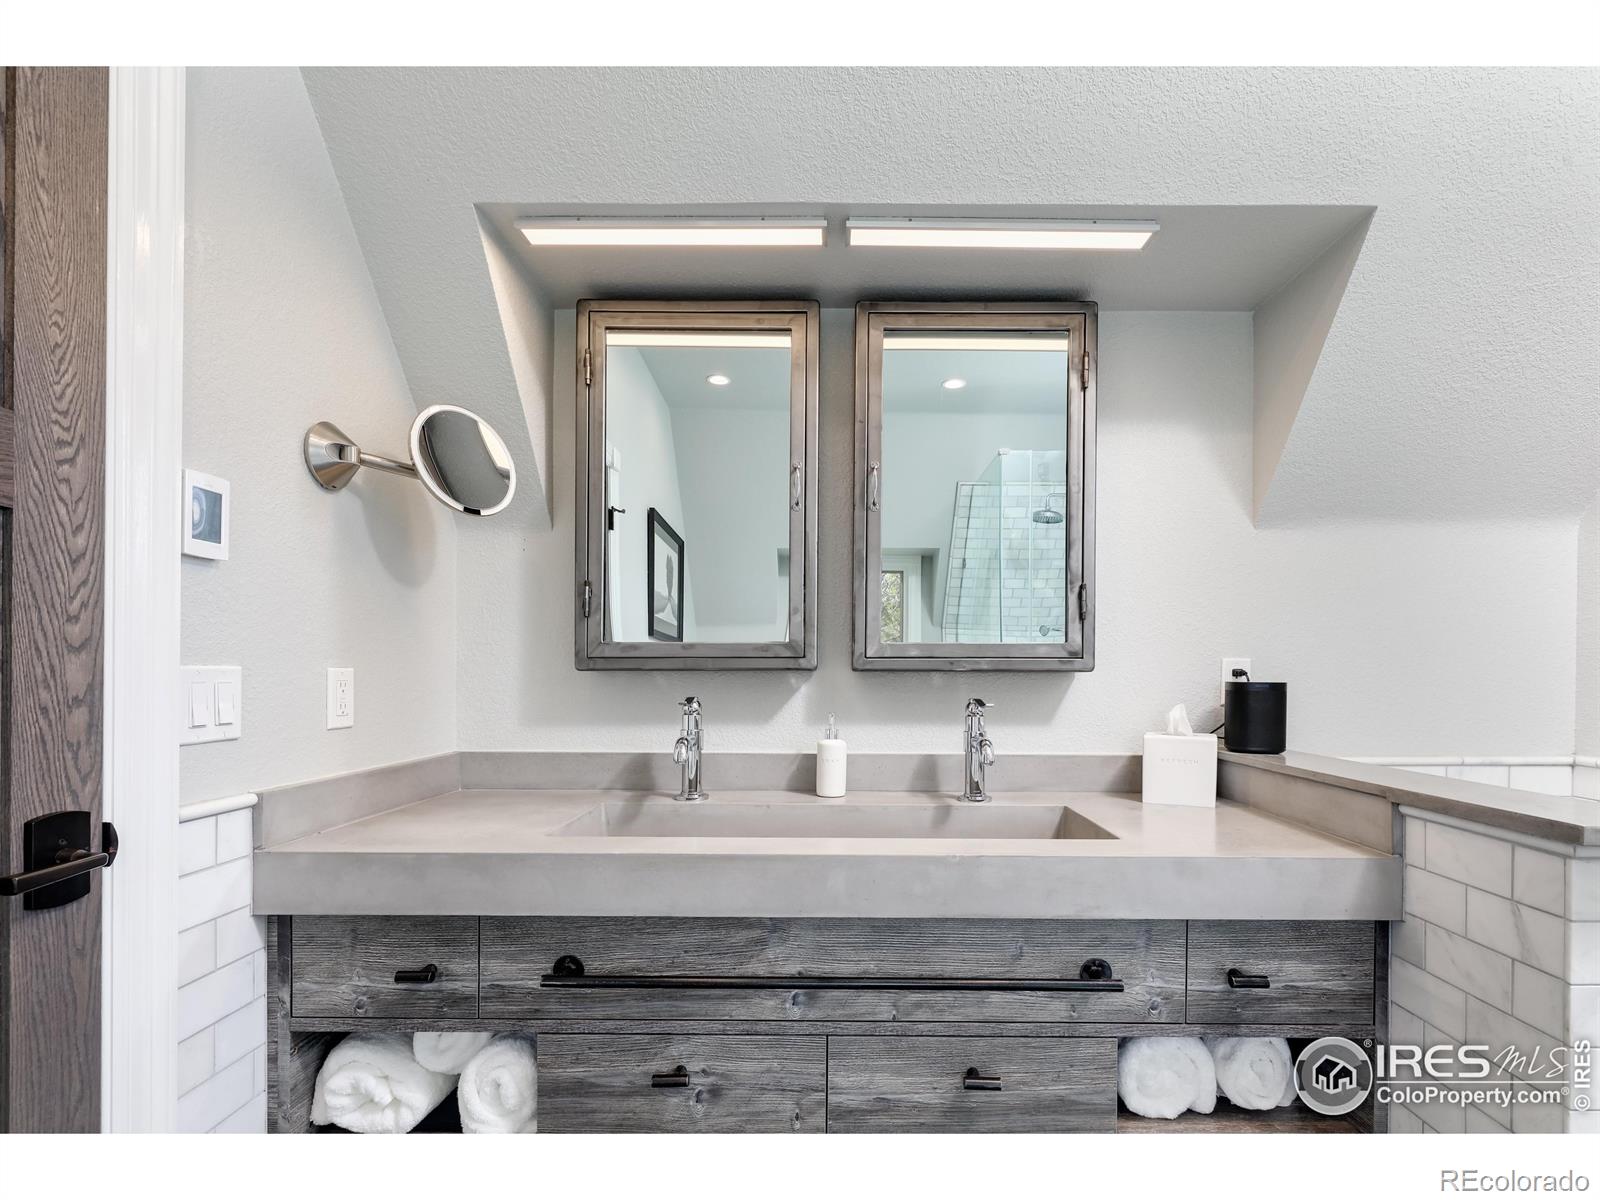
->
[[883, 335, 1072, 351], [606, 331, 792, 349], [847, 217, 1158, 251], [519, 217, 827, 248]]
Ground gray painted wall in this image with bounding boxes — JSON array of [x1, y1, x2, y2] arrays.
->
[[1579, 494, 1600, 759], [455, 309, 1578, 757], [180, 67, 457, 804]]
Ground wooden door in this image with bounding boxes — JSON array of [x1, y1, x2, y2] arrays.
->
[[0, 65, 109, 1134]]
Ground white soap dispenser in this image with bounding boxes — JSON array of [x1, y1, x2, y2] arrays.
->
[[816, 713, 847, 798]]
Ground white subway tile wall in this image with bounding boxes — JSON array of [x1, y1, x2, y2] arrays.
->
[[1389, 807, 1598, 1134], [176, 807, 266, 1133]]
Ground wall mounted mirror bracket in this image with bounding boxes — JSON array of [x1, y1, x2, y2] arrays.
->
[[303, 404, 517, 517]]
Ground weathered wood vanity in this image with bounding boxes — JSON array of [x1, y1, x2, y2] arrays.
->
[[256, 752, 1406, 1134], [269, 912, 1384, 1133]]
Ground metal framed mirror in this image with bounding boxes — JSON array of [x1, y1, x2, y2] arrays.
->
[[853, 301, 1096, 672], [575, 300, 819, 670]]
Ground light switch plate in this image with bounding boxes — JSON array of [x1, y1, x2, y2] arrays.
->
[[180, 666, 242, 745], [326, 668, 354, 730]]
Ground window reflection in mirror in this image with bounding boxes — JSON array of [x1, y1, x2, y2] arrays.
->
[[603, 329, 793, 644], [879, 330, 1070, 645]]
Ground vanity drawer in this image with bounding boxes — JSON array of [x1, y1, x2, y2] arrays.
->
[[290, 917, 479, 1019], [826, 1036, 1116, 1133], [537, 1034, 825, 1133], [1185, 920, 1375, 1024], [481, 917, 1185, 1023]]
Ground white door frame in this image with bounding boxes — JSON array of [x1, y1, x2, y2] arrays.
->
[[101, 65, 184, 1132]]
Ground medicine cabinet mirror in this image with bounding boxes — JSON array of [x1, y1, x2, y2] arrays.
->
[[575, 300, 819, 670], [853, 302, 1096, 671]]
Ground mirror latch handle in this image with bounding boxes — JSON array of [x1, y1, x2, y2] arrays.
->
[[868, 462, 882, 511], [790, 463, 803, 511]]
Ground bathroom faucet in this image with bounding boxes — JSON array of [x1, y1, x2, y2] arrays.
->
[[961, 698, 996, 803], [672, 696, 707, 802]]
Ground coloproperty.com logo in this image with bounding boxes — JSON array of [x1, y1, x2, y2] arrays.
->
[[1295, 1036, 1595, 1115]]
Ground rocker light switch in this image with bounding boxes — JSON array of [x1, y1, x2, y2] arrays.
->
[[180, 666, 243, 746], [214, 681, 237, 727], [188, 683, 211, 728]]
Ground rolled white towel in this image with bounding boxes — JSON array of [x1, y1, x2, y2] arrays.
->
[[414, 1031, 494, 1075], [458, 1034, 538, 1134], [1118, 1037, 1217, 1120], [310, 1034, 457, 1134], [1206, 1036, 1297, 1110]]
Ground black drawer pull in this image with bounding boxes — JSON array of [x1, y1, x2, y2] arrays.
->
[[542, 956, 1123, 993], [651, 1065, 690, 1089], [394, 964, 439, 984], [963, 1068, 1003, 1092], [1227, 968, 1270, 989]]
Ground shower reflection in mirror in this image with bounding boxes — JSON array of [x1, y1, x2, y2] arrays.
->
[[856, 304, 1095, 672]]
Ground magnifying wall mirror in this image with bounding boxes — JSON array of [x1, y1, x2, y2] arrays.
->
[[304, 403, 517, 517]]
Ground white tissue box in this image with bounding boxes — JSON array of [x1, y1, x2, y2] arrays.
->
[[1142, 732, 1217, 807]]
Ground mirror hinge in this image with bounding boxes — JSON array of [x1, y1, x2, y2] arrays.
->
[[582, 580, 593, 618], [583, 350, 592, 387], [1078, 583, 1089, 622], [1082, 349, 1091, 390]]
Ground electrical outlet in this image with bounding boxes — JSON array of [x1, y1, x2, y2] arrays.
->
[[326, 668, 355, 730], [1220, 658, 1252, 706]]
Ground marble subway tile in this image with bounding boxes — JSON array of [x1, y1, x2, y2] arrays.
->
[[1511, 845, 1565, 917], [1392, 957, 1468, 1041], [1392, 914, 1426, 968], [1569, 859, 1600, 922], [1507, 765, 1574, 796], [1425, 925, 1512, 1012], [1427, 824, 1513, 896], [1406, 866, 1467, 934], [177, 817, 217, 877], [1510, 962, 1567, 1038], [1465, 889, 1565, 976]]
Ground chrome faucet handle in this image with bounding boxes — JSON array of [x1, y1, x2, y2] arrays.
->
[[680, 696, 702, 716], [964, 698, 994, 718], [672, 737, 690, 765], [979, 738, 995, 767]]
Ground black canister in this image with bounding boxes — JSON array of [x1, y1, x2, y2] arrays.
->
[[1224, 681, 1287, 754]]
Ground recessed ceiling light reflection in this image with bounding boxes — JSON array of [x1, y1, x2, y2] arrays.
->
[[707, 374, 732, 387]]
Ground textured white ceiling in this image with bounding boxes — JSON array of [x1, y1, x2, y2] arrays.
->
[[302, 66, 1600, 525]]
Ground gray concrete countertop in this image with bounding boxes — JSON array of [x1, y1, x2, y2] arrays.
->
[[1220, 750, 1600, 847], [252, 788, 1400, 920]]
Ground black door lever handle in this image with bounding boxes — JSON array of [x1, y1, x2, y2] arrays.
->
[[0, 814, 118, 910]]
